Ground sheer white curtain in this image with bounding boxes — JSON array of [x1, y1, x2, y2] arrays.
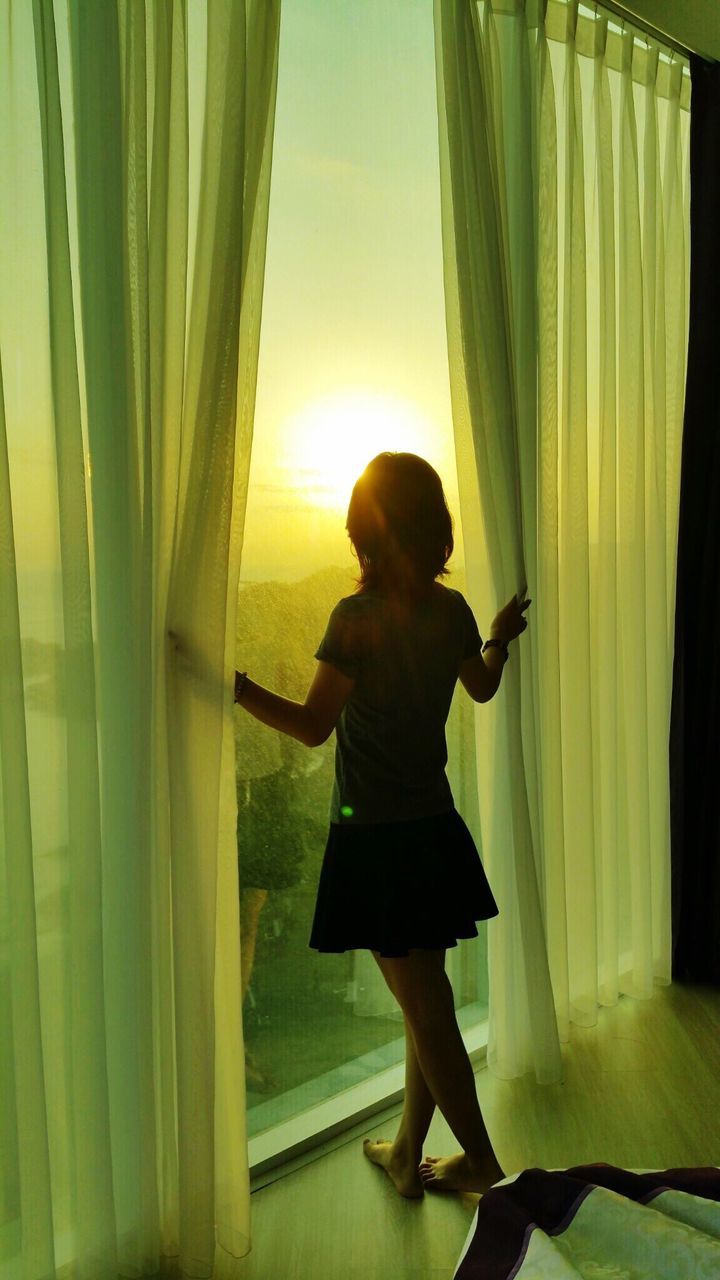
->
[[0, 2, 280, 1275], [434, 0, 690, 1081]]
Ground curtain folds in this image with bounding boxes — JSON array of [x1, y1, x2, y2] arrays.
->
[[0, 2, 280, 1276], [434, 0, 690, 1082]]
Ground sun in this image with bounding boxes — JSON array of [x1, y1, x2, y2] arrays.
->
[[281, 389, 440, 512]]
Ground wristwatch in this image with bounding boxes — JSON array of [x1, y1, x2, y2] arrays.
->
[[482, 637, 509, 661]]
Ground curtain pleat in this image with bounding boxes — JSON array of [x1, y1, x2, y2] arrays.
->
[[435, 0, 562, 1083], [434, 0, 690, 1081], [592, 22, 621, 1000], [560, 17, 598, 1023], [0, 354, 57, 1279], [0, 1, 281, 1275]]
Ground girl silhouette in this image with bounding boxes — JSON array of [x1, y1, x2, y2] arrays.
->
[[199, 451, 531, 1197]]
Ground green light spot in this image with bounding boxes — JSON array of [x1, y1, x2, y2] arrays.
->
[[340, 805, 354, 817]]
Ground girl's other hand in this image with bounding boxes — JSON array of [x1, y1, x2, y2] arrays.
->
[[490, 591, 532, 644]]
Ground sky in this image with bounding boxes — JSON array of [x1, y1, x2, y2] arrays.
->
[[0, 0, 462, 642], [239, 0, 462, 583]]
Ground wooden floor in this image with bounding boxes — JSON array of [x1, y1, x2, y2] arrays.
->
[[232, 981, 720, 1280]]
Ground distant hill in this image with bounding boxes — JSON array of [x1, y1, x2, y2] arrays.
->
[[236, 565, 357, 700]]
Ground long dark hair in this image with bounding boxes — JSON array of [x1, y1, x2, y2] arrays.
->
[[346, 452, 454, 595]]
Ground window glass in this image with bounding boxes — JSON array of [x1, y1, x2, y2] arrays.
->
[[238, 0, 490, 1126]]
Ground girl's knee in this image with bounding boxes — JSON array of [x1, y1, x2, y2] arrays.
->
[[374, 950, 452, 1022]]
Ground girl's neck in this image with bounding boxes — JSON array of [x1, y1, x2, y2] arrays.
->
[[364, 574, 439, 604]]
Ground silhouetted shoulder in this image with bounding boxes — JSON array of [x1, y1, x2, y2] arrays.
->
[[434, 583, 472, 615], [332, 592, 377, 613], [436, 584, 484, 658], [314, 594, 372, 678], [434, 583, 466, 605]]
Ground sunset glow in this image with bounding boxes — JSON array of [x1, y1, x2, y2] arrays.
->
[[281, 390, 442, 512]]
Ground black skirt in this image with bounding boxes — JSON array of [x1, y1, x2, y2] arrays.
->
[[308, 808, 499, 958]]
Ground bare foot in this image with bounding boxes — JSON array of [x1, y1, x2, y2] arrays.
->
[[363, 1138, 424, 1199], [419, 1152, 505, 1194]]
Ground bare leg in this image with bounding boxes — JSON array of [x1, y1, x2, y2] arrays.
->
[[363, 1007, 436, 1198], [373, 949, 504, 1195], [394, 1016, 436, 1159], [412, 1003, 505, 1193]]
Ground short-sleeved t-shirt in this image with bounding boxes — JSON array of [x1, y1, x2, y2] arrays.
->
[[314, 583, 483, 824]]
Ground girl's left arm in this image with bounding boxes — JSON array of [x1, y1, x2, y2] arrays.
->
[[236, 660, 354, 748]]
